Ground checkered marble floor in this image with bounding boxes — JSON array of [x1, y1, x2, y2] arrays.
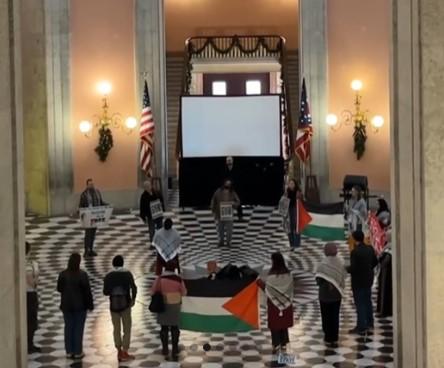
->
[[26, 201, 393, 368]]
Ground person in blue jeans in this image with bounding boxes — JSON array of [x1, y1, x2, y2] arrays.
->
[[57, 253, 94, 360], [347, 230, 378, 334]]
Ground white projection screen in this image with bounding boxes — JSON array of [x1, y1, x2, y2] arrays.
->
[[181, 95, 281, 157]]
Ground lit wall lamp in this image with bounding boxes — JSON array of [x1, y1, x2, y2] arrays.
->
[[79, 81, 137, 162], [326, 79, 384, 160]]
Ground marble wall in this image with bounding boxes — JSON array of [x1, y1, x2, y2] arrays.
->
[[0, 0, 27, 366]]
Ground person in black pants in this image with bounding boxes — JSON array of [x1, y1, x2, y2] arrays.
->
[[57, 253, 94, 360], [79, 178, 107, 257], [315, 243, 347, 345], [26, 242, 41, 354], [347, 230, 378, 334], [139, 179, 165, 245]]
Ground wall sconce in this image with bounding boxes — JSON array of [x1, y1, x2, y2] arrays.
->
[[79, 81, 137, 162], [326, 79, 384, 160]]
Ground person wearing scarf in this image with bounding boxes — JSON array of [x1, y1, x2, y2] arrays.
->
[[315, 243, 347, 344], [150, 261, 187, 361], [79, 178, 107, 257], [257, 252, 294, 353], [152, 218, 181, 276]]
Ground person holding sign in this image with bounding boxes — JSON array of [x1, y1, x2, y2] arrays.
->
[[79, 178, 107, 257], [139, 180, 165, 245], [210, 179, 240, 247]]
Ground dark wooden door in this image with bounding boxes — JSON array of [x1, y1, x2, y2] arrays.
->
[[203, 73, 270, 96]]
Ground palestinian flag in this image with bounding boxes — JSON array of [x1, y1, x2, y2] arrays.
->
[[180, 278, 259, 333], [301, 201, 345, 241]]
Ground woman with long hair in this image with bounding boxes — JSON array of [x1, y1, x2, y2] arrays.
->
[[280, 179, 302, 249], [347, 186, 368, 233], [57, 253, 93, 360], [151, 260, 187, 361], [376, 198, 391, 228], [257, 252, 294, 353]]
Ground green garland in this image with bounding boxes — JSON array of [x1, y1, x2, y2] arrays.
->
[[353, 121, 367, 160], [95, 125, 114, 162]]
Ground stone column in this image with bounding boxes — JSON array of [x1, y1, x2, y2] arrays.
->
[[299, 0, 331, 201], [21, 0, 50, 215], [44, 0, 73, 215], [0, 0, 27, 366], [135, 0, 168, 199], [392, 0, 444, 366]]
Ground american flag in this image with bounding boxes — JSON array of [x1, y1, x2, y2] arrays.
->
[[295, 78, 313, 163], [140, 80, 155, 174]]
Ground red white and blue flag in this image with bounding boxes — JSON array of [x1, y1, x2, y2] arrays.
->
[[140, 80, 155, 174], [295, 78, 313, 163]]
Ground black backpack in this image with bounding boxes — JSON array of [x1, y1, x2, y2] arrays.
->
[[110, 286, 129, 312]]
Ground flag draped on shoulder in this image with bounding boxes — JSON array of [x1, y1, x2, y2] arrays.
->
[[180, 278, 259, 333], [368, 212, 386, 255], [295, 78, 313, 163], [140, 80, 155, 174]]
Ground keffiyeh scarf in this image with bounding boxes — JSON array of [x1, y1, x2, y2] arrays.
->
[[265, 273, 294, 316], [315, 256, 347, 297], [153, 228, 181, 262]]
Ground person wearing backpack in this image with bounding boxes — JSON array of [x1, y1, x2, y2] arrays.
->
[[103, 255, 137, 362]]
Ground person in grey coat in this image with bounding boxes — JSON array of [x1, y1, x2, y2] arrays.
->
[[210, 179, 240, 247]]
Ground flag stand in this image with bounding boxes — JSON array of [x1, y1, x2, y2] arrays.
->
[[304, 152, 320, 204]]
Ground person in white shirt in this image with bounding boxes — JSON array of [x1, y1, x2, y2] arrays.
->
[[26, 242, 41, 353]]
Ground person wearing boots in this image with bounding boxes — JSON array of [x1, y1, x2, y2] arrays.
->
[[150, 261, 187, 361], [26, 242, 41, 354], [79, 178, 107, 257]]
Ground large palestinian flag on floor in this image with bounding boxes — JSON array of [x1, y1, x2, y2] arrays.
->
[[301, 201, 345, 241], [180, 278, 259, 333]]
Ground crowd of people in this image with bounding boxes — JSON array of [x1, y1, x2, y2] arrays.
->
[[25, 176, 393, 362]]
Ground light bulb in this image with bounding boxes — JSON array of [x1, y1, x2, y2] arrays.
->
[[371, 115, 384, 128], [351, 79, 363, 91], [97, 81, 112, 96], [125, 116, 138, 129], [79, 120, 92, 134], [326, 114, 338, 126]]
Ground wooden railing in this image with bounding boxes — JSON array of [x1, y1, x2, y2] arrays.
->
[[186, 35, 284, 60]]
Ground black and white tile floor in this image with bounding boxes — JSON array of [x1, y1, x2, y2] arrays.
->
[[26, 202, 393, 368]]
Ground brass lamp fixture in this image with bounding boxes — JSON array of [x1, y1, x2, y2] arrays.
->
[[79, 81, 137, 162], [326, 79, 384, 160]]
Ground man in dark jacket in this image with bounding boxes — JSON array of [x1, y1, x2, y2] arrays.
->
[[103, 255, 137, 362], [139, 179, 165, 245], [79, 178, 107, 257], [347, 230, 378, 334]]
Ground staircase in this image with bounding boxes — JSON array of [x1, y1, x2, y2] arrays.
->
[[166, 52, 184, 179], [165, 48, 299, 181]]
